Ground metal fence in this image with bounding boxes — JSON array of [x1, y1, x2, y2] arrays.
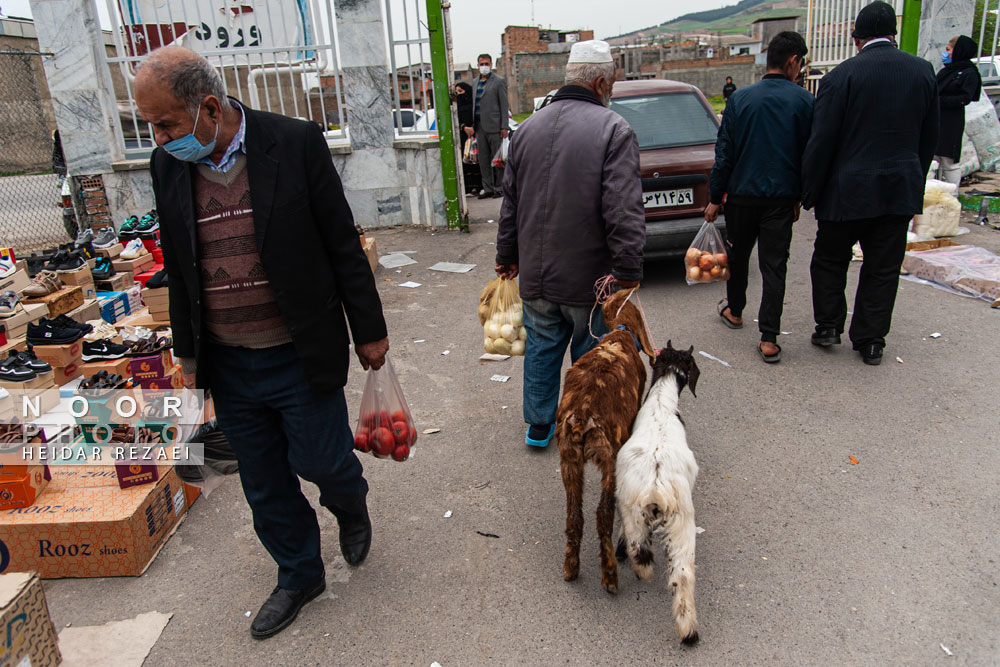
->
[[100, 0, 347, 159], [0, 50, 75, 253], [805, 0, 906, 90], [385, 0, 436, 136]]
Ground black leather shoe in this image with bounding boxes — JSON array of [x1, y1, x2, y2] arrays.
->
[[811, 327, 841, 347], [250, 579, 326, 639], [492, 191, 503, 198], [860, 343, 883, 366], [477, 191, 491, 200], [337, 502, 372, 566]]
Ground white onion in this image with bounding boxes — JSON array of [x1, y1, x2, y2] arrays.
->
[[500, 323, 517, 342], [484, 321, 500, 339], [493, 338, 511, 355], [483, 338, 495, 354], [511, 311, 524, 327], [518, 327, 527, 341], [511, 340, 525, 356]]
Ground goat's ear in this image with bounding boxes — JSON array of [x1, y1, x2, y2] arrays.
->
[[687, 357, 700, 398], [666, 340, 674, 350], [687, 345, 694, 355]]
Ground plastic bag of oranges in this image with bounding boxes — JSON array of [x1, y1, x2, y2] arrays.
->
[[684, 221, 729, 285]]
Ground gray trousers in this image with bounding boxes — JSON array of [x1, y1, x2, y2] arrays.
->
[[476, 126, 503, 195]]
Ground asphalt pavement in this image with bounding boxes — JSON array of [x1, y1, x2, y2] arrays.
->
[[44, 197, 1000, 666]]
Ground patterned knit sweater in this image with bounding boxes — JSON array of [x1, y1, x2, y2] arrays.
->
[[193, 155, 292, 349]]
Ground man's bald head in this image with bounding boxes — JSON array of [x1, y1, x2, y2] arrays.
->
[[136, 46, 227, 117]]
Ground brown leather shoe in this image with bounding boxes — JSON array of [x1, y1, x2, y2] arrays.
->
[[22, 271, 62, 298]]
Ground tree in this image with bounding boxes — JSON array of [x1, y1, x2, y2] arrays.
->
[[973, 0, 998, 56]]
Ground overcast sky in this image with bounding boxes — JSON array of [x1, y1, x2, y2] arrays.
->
[[0, 0, 736, 65]]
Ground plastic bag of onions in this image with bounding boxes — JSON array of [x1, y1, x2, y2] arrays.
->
[[684, 221, 729, 285], [479, 278, 527, 356]]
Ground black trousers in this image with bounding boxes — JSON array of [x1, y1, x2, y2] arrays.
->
[[810, 216, 909, 349], [724, 203, 796, 344]]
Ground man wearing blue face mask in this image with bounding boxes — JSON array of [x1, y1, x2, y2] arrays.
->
[[136, 46, 389, 640]]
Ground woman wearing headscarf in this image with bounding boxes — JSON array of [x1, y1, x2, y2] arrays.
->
[[935, 35, 982, 185]]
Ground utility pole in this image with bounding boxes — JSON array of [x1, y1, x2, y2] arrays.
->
[[426, 0, 463, 230], [899, 0, 921, 55]]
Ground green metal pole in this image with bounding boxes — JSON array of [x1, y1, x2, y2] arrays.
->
[[899, 0, 922, 55], [426, 0, 462, 229]]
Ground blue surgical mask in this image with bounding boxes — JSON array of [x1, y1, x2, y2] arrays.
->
[[942, 50, 952, 65], [163, 106, 218, 162]]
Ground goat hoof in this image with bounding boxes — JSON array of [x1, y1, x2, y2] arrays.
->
[[681, 631, 700, 646], [601, 576, 619, 594], [563, 563, 579, 582]]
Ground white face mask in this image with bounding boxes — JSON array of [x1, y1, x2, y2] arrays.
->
[[479, 65, 491, 76]]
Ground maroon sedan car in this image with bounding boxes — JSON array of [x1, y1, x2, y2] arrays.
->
[[609, 80, 724, 258]]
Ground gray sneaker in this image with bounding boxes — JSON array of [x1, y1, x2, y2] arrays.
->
[[0, 290, 20, 318], [92, 227, 119, 249], [74, 227, 95, 248]]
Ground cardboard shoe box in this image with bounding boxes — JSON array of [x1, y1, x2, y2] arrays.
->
[[0, 467, 191, 578], [96, 242, 123, 259], [129, 350, 174, 382], [59, 265, 95, 288], [112, 253, 153, 274], [31, 340, 82, 368], [0, 466, 51, 511], [22, 285, 84, 319], [79, 357, 132, 379], [51, 361, 84, 386], [95, 272, 133, 292], [136, 367, 182, 390], [0, 268, 30, 296], [65, 297, 100, 326], [1, 302, 48, 341], [0, 572, 61, 666], [0, 371, 55, 392]]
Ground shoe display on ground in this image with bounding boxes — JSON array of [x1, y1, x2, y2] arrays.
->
[[81, 339, 130, 362], [26, 318, 85, 345], [53, 250, 87, 273], [135, 212, 159, 234], [9, 348, 51, 374], [0, 355, 35, 383], [42, 249, 69, 272], [145, 269, 168, 289], [119, 215, 140, 241], [53, 314, 93, 335], [250, 580, 326, 639], [84, 320, 118, 341], [0, 251, 14, 278], [92, 227, 119, 249], [120, 239, 149, 261], [22, 271, 62, 298], [92, 256, 114, 281], [0, 290, 21, 318]]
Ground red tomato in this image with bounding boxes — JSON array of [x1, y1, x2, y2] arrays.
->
[[391, 443, 410, 462], [353, 433, 370, 453], [357, 425, 369, 436], [390, 410, 407, 424], [408, 425, 419, 447], [391, 421, 408, 445], [372, 427, 395, 456]]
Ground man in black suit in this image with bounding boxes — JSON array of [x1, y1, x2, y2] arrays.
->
[[474, 53, 510, 199], [801, 1, 938, 366], [136, 46, 389, 638]]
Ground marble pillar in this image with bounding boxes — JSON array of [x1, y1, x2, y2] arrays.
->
[[337, 0, 395, 152], [919, 0, 977, 70], [29, 0, 120, 174]]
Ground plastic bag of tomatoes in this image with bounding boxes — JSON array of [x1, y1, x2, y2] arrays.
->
[[353, 356, 417, 462], [684, 221, 729, 285]]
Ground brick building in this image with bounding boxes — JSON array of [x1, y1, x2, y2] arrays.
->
[[497, 25, 594, 114]]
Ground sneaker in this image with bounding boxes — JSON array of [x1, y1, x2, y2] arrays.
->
[[22, 271, 62, 298], [53, 315, 93, 335], [9, 348, 51, 373], [74, 228, 95, 248], [92, 256, 114, 281], [84, 320, 118, 342], [119, 216, 140, 241], [54, 250, 87, 273], [26, 318, 84, 345], [120, 239, 149, 261], [81, 339, 130, 362], [0, 250, 14, 278], [0, 356, 35, 383], [135, 212, 159, 234], [145, 269, 168, 289], [92, 227, 119, 249], [43, 249, 69, 272], [0, 291, 21, 318]]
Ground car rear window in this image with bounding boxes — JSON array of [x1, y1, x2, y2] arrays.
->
[[610, 92, 718, 149]]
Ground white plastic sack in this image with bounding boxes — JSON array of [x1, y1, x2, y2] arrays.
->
[[959, 133, 980, 177], [964, 94, 1000, 172], [915, 179, 961, 238]]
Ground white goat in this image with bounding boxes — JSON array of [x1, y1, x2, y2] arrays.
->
[[616, 341, 701, 644]]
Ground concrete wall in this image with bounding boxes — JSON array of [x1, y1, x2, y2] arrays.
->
[[501, 51, 570, 114], [659, 58, 762, 99]]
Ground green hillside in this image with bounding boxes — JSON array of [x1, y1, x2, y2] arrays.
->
[[608, 0, 807, 40]]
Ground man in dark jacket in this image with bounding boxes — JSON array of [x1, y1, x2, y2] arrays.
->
[[474, 54, 510, 198], [934, 35, 981, 185], [706, 31, 813, 363], [801, 1, 939, 366], [136, 46, 389, 638], [495, 39, 645, 448]]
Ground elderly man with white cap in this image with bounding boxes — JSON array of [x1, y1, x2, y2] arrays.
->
[[495, 39, 645, 448]]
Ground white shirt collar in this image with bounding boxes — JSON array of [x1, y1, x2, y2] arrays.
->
[[862, 37, 893, 49]]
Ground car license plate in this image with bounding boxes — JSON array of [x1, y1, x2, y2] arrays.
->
[[643, 189, 694, 209]]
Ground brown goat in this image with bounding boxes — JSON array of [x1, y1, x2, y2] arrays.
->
[[555, 288, 655, 593]]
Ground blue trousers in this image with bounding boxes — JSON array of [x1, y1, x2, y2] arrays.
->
[[522, 298, 608, 427], [208, 343, 368, 590]]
